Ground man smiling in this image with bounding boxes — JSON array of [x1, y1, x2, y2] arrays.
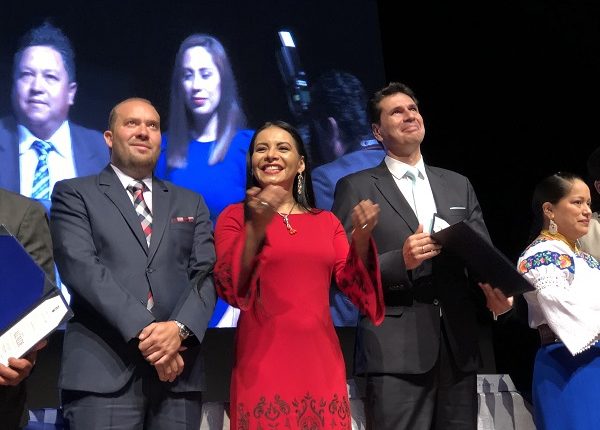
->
[[51, 98, 216, 429]]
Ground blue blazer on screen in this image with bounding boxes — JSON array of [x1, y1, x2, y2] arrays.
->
[[312, 146, 386, 211], [0, 115, 109, 193]]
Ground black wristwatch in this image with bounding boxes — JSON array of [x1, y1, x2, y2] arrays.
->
[[174, 321, 191, 340]]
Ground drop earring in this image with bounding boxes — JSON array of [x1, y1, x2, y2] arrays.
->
[[549, 219, 558, 234], [297, 173, 303, 196]]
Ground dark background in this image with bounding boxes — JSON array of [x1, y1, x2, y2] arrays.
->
[[6, 0, 599, 404], [378, 0, 600, 259]]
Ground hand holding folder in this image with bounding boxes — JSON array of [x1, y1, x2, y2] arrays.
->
[[431, 220, 534, 297], [0, 225, 73, 366]]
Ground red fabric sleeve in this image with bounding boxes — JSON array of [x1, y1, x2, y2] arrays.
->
[[332, 218, 384, 326], [214, 204, 262, 311]]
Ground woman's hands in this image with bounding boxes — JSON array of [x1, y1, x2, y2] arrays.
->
[[351, 199, 380, 238], [245, 185, 288, 236], [350, 200, 380, 264]]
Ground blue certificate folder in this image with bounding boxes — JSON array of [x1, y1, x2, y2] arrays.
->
[[0, 224, 72, 338]]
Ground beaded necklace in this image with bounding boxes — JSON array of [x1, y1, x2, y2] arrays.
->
[[540, 229, 579, 252], [277, 201, 297, 235]]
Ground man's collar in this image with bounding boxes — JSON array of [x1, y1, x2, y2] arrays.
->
[[384, 155, 426, 179], [110, 164, 153, 192], [18, 120, 71, 156]]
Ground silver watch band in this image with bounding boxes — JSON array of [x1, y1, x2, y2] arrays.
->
[[174, 320, 191, 340]]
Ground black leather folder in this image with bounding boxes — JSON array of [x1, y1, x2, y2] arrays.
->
[[431, 221, 534, 296]]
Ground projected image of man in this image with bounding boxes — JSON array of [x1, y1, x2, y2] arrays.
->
[[0, 21, 108, 208]]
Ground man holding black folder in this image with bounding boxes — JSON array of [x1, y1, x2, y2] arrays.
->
[[332, 82, 511, 430], [0, 187, 54, 429]]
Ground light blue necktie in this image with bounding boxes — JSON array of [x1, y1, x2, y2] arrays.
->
[[404, 168, 419, 219], [31, 140, 53, 200]]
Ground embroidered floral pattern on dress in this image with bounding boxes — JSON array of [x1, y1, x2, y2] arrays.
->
[[578, 252, 600, 270], [518, 251, 574, 275], [236, 393, 351, 430], [335, 239, 384, 325], [215, 257, 236, 303]]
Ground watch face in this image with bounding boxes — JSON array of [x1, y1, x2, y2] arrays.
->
[[175, 321, 189, 339]]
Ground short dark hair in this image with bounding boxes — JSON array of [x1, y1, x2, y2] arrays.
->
[[586, 147, 600, 181], [308, 70, 370, 153], [368, 82, 418, 125], [13, 21, 76, 82]]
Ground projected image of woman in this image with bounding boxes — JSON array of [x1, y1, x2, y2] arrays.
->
[[156, 34, 252, 327], [156, 33, 252, 222]]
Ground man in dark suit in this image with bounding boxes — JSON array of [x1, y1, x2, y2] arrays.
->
[[332, 82, 508, 430], [50, 98, 216, 429], [0, 22, 108, 207], [0, 188, 54, 429]]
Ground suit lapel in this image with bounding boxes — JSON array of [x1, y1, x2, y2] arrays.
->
[[99, 166, 149, 253], [426, 166, 452, 221], [0, 117, 21, 193], [147, 177, 170, 263], [372, 161, 419, 232], [71, 123, 96, 176]]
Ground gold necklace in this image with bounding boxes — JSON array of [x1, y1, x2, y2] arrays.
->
[[277, 201, 297, 235], [540, 229, 579, 252]]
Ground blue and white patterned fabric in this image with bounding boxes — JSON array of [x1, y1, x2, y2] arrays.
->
[[518, 236, 600, 355]]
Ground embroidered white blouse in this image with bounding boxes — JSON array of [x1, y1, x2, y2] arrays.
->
[[517, 236, 600, 355]]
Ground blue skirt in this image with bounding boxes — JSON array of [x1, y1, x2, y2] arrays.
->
[[532, 342, 600, 429]]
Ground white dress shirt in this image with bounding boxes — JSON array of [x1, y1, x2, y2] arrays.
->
[[111, 164, 153, 213], [18, 121, 77, 197], [385, 155, 437, 232]]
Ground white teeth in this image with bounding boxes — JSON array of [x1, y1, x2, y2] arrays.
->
[[264, 166, 281, 172]]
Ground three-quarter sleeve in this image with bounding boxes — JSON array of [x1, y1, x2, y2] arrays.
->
[[518, 241, 600, 355], [332, 218, 384, 326], [214, 204, 262, 310]]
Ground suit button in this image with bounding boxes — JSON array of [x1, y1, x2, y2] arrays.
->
[[390, 284, 401, 290], [433, 299, 439, 306], [146, 268, 154, 273]]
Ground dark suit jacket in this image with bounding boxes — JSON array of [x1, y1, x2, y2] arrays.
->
[[0, 116, 109, 193], [332, 160, 490, 375], [50, 166, 216, 394], [0, 188, 54, 428]]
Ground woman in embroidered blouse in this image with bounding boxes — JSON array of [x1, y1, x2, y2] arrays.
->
[[517, 172, 600, 429], [214, 121, 384, 430]]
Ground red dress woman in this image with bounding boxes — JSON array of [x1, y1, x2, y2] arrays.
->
[[214, 121, 384, 430]]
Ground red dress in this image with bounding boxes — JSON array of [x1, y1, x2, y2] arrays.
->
[[214, 203, 384, 430]]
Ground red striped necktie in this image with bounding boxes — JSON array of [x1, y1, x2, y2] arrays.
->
[[127, 180, 154, 310]]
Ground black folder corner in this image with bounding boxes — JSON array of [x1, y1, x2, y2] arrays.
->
[[431, 221, 534, 296]]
